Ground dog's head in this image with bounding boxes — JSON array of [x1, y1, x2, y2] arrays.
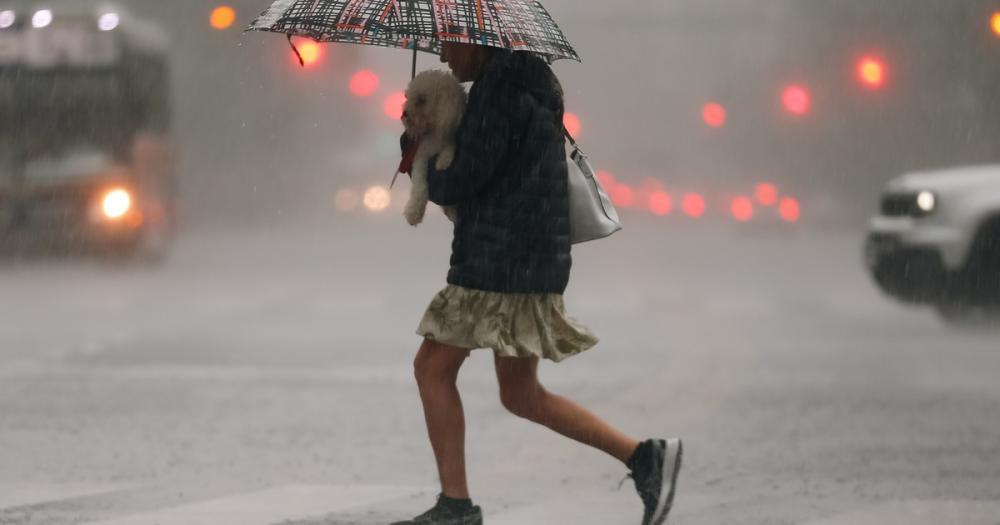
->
[[402, 70, 467, 140]]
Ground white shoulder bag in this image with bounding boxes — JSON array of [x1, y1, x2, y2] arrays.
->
[[565, 128, 623, 244]]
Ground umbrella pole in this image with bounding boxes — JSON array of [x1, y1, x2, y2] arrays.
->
[[411, 48, 417, 80]]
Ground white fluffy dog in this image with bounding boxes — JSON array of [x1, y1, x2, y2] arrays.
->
[[401, 70, 467, 226]]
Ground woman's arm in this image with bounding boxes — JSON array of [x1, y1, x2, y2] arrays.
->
[[426, 79, 514, 206]]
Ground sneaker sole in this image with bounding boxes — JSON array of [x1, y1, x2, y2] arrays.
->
[[651, 438, 683, 525]]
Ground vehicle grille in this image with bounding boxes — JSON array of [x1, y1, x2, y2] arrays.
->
[[880, 193, 918, 217], [1, 195, 88, 230]]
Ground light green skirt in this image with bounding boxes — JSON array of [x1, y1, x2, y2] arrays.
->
[[416, 285, 599, 363]]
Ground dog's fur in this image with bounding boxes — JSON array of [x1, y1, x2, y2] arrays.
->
[[401, 70, 467, 226]]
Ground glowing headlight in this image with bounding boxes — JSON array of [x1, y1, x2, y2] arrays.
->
[[0, 10, 15, 29], [916, 191, 936, 214], [32, 9, 52, 28], [98, 12, 119, 31], [102, 189, 132, 219], [363, 185, 391, 212]]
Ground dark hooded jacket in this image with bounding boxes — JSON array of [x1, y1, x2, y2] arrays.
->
[[427, 51, 571, 294]]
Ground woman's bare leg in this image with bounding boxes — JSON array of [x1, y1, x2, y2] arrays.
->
[[494, 355, 640, 464], [414, 339, 473, 499]]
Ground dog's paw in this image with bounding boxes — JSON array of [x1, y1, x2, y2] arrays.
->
[[404, 199, 427, 226]]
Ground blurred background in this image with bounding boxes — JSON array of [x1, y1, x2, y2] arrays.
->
[[144, 0, 1000, 227], [2, 2, 1000, 524], [5, 0, 995, 228]]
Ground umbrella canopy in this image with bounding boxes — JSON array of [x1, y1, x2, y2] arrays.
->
[[246, 0, 580, 63]]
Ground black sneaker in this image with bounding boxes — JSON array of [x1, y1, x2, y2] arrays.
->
[[390, 494, 483, 525], [627, 438, 683, 525]]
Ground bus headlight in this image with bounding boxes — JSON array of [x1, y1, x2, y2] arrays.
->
[[916, 190, 936, 214], [0, 10, 15, 29], [102, 188, 132, 219], [98, 12, 120, 31], [32, 9, 52, 28]]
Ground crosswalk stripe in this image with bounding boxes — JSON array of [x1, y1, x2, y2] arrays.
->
[[0, 484, 131, 510], [85, 484, 427, 525], [802, 500, 1000, 525]]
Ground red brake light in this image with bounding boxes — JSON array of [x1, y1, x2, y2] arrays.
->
[[681, 193, 706, 218], [731, 196, 754, 222], [779, 197, 801, 222]]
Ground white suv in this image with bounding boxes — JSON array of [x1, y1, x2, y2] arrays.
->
[[865, 165, 1000, 323]]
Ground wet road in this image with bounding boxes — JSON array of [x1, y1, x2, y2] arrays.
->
[[2, 218, 999, 524]]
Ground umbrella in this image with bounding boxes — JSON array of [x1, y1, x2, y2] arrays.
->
[[246, 0, 580, 77]]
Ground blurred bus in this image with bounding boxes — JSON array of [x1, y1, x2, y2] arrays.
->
[[0, 2, 175, 261]]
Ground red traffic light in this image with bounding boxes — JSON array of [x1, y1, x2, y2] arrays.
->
[[595, 170, 617, 190], [701, 102, 726, 128], [754, 183, 779, 206], [564, 112, 581, 137], [384, 91, 406, 120], [648, 191, 673, 216], [782, 85, 811, 116], [857, 56, 886, 89], [350, 70, 380, 97], [610, 184, 634, 208]]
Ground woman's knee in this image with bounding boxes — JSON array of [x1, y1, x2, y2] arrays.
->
[[413, 339, 469, 387], [498, 376, 546, 418]]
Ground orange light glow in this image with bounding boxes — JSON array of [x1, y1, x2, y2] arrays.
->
[[384, 91, 407, 119], [102, 188, 132, 219], [210, 6, 236, 30], [349, 70, 380, 97], [857, 57, 886, 89], [782, 85, 811, 116], [648, 192, 673, 216], [363, 185, 392, 212], [681, 193, 706, 218], [992, 12, 1000, 37], [779, 197, 801, 222], [564, 112, 581, 137], [126, 211, 145, 229], [754, 183, 779, 207], [731, 196, 754, 222], [702, 102, 726, 128], [292, 39, 323, 67]]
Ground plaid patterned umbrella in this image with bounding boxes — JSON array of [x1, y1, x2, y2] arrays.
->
[[246, 0, 580, 63]]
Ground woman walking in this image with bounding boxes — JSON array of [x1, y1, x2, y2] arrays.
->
[[394, 42, 682, 525]]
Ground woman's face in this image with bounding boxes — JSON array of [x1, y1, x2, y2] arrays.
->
[[440, 42, 488, 82]]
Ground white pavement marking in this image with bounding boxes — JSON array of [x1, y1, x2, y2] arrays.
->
[[488, 489, 718, 525], [0, 483, 130, 510], [85, 484, 426, 525], [803, 500, 1000, 525]]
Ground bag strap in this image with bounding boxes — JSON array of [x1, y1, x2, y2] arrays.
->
[[563, 125, 578, 148]]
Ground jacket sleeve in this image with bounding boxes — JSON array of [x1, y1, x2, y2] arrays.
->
[[427, 78, 514, 206]]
